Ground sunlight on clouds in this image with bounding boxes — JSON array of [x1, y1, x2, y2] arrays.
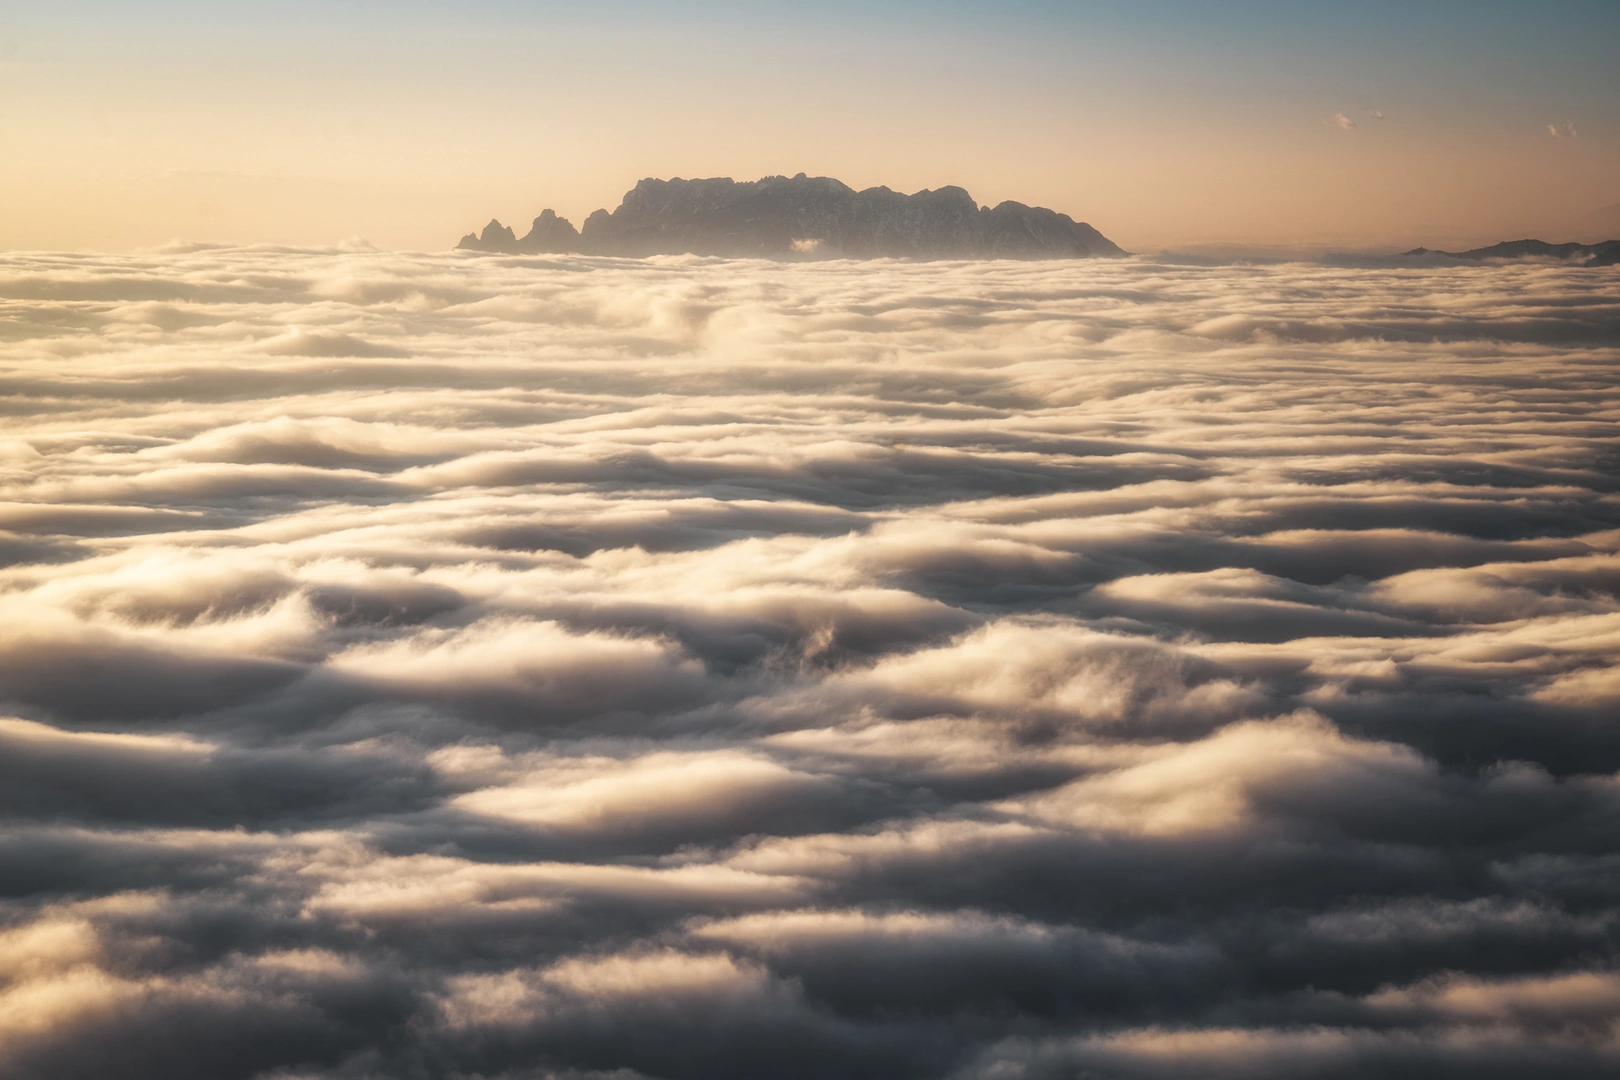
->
[[0, 249, 1616, 1078]]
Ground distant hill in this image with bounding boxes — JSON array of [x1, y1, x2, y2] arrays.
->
[[1402, 239, 1620, 266], [458, 174, 1126, 260]]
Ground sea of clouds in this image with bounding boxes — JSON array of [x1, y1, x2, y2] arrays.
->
[[0, 248, 1617, 1079]]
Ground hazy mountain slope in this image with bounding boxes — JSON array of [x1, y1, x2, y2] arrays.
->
[[1402, 238, 1620, 262]]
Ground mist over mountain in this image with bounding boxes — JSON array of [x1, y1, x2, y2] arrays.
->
[[459, 174, 1125, 259], [1402, 238, 1620, 265]]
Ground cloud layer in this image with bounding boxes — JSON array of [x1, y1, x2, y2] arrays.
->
[[0, 248, 1617, 1079]]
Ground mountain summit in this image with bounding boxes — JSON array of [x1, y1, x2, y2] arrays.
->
[[458, 174, 1125, 259]]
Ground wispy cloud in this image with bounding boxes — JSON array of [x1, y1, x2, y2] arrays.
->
[[1332, 112, 1357, 129], [1548, 121, 1578, 138]]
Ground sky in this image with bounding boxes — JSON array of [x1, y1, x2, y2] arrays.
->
[[2, 248, 1618, 1078], [2, 0, 1618, 252]]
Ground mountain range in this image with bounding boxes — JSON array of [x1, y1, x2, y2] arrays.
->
[[1402, 239, 1620, 266], [457, 174, 1125, 260]]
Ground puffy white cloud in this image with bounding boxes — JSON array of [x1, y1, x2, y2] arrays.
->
[[0, 249, 1617, 1078]]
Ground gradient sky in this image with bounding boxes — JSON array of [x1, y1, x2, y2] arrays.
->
[[3, 0, 1618, 252]]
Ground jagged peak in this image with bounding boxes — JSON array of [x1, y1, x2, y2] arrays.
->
[[457, 174, 1127, 259]]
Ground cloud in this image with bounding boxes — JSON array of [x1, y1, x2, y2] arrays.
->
[[1549, 122, 1578, 138], [0, 248, 1617, 1078], [1333, 112, 1357, 129]]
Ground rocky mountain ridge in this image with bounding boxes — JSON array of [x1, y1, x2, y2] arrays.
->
[[1402, 238, 1620, 266], [458, 174, 1125, 259]]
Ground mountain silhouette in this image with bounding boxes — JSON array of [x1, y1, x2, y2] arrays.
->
[[458, 174, 1125, 260], [1401, 238, 1620, 266]]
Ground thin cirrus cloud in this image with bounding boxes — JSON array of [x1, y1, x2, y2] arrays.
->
[[1332, 110, 1384, 130], [0, 248, 1617, 1079]]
